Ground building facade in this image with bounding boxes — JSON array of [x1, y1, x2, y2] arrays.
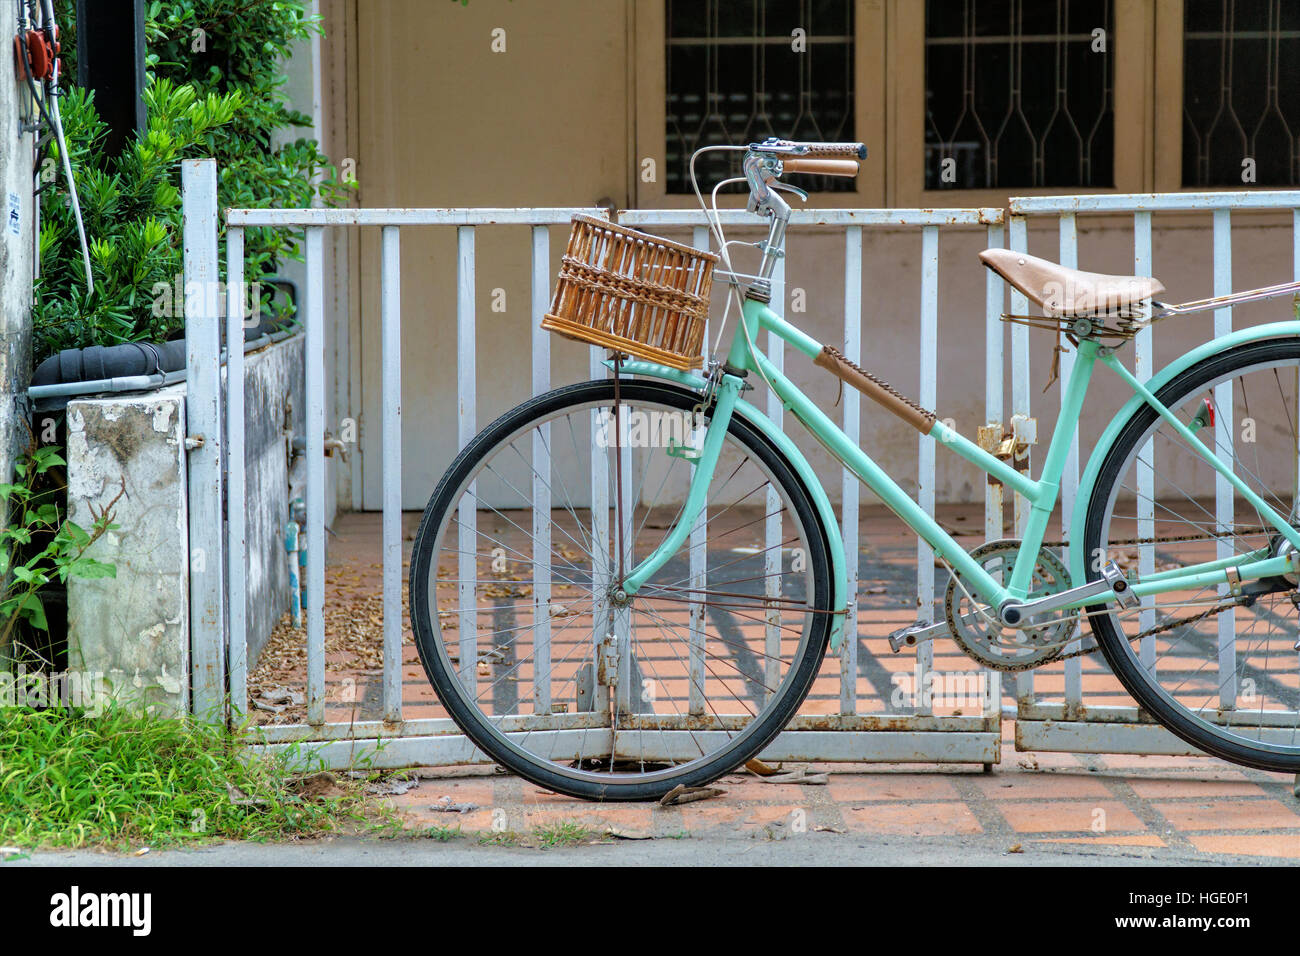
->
[[303, 0, 1300, 512]]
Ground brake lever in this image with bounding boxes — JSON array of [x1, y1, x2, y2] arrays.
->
[[771, 181, 808, 203], [743, 152, 778, 213]]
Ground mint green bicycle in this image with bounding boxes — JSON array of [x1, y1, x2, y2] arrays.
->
[[410, 138, 1300, 800]]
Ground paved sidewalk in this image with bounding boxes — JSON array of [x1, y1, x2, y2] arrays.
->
[[384, 744, 1300, 862], [13, 751, 1295, 866], [238, 509, 1300, 864]]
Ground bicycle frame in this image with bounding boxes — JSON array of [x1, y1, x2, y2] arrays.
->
[[616, 298, 1300, 628]]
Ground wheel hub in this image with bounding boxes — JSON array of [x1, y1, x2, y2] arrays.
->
[[1273, 537, 1300, 586]]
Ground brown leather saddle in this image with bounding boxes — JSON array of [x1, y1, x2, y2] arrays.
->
[[979, 248, 1165, 318]]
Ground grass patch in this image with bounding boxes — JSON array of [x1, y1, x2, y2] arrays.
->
[[420, 823, 464, 842], [372, 820, 464, 843], [534, 821, 599, 848], [0, 705, 383, 850], [476, 821, 602, 849]]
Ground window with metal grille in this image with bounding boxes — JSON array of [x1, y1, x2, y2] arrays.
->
[[1183, 0, 1300, 187], [664, 0, 855, 194], [924, 0, 1114, 190]]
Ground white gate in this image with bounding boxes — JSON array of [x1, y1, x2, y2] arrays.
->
[[186, 173, 1012, 768]]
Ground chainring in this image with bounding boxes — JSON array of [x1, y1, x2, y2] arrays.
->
[[944, 539, 1078, 671]]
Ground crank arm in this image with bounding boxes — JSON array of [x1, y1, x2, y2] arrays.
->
[[886, 616, 1100, 657], [887, 601, 1048, 652], [999, 562, 1136, 626]]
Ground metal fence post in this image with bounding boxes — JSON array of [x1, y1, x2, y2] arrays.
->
[[226, 225, 247, 724], [1212, 208, 1237, 709], [182, 159, 227, 722], [456, 226, 478, 699], [1058, 213, 1083, 713], [688, 225, 710, 716], [765, 255, 786, 705], [305, 226, 327, 725], [840, 226, 862, 715], [381, 225, 403, 723], [530, 225, 553, 714], [1133, 211, 1157, 675], [916, 226, 939, 716], [1007, 215, 1034, 710], [983, 220, 1005, 722]]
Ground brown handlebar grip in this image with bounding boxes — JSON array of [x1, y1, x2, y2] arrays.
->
[[763, 140, 867, 159], [780, 158, 861, 177]]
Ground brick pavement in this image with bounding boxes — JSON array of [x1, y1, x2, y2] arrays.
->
[[384, 737, 1300, 859], [261, 508, 1300, 860]]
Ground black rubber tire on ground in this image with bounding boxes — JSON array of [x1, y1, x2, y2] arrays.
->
[[408, 379, 835, 801], [1083, 337, 1300, 773]]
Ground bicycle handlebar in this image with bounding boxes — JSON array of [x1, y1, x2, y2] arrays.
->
[[750, 138, 868, 160], [780, 157, 860, 178], [729, 138, 870, 284]]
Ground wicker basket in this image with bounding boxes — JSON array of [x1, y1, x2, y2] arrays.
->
[[541, 215, 719, 371]]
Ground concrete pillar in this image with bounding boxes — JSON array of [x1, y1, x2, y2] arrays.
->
[[65, 391, 191, 716]]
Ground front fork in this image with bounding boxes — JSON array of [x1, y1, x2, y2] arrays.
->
[[617, 373, 744, 596]]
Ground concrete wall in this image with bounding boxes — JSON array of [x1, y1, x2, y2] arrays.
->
[[239, 334, 306, 663], [352, 0, 630, 511], [66, 334, 306, 713], [1, 9, 36, 659], [274, 1, 348, 523]]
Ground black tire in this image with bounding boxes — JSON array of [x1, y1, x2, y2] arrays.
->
[[1084, 337, 1300, 772], [409, 379, 834, 800]]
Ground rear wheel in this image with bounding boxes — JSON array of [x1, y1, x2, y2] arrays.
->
[[409, 379, 834, 800], [1084, 338, 1300, 771]]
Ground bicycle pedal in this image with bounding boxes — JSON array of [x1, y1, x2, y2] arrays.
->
[[887, 620, 941, 653], [1100, 561, 1139, 609]]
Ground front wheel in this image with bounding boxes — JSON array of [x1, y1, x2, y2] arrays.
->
[[1084, 338, 1300, 772], [408, 379, 834, 800]]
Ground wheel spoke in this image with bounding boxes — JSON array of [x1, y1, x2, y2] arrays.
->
[[1090, 345, 1300, 768], [408, 383, 830, 797]]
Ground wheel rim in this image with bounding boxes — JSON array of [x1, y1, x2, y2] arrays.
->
[[414, 390, 827, 788], [1095, 352, 1300, 757]]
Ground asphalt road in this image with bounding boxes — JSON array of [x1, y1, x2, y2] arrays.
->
[[4, 831, 1284, 866]]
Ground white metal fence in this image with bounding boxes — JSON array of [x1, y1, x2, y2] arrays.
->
[[1006, 190, 1300, 755], [184, 168, 1300, 769], [190, 174, 1009, 767]]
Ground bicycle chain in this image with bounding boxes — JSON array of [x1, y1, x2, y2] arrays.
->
[[1030, 597, 1250, 667], [991, 525, 1279, 668], [1038, 525, 1275, 550]]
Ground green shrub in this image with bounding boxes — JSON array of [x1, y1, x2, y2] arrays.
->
[[0, 439, 116, 659], [33, 0, 345, 363], [33, 79, 244, 356]]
